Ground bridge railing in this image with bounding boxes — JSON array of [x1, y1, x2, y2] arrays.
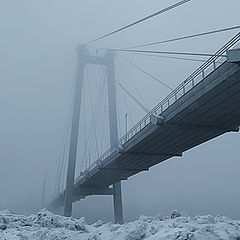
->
[[78, 32, 240, 181]]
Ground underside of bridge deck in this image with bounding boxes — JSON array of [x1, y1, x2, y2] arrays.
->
[[74, 60, 240, 191]]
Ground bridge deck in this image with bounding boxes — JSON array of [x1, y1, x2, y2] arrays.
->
[[72, 60, 240, 195], [49, 36, 240, 207]]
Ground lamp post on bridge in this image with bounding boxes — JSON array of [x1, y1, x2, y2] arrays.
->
[[125, 113, 128, 136]]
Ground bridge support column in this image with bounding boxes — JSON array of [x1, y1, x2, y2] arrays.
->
[[64, 45, 86, 217], [113, 182, 123, 224], [106, 50, 123, 224]]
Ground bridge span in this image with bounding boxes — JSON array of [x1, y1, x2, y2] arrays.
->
[[50, 33, 240, 223]]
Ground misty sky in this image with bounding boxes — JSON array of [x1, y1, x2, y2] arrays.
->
[[0, 0, 240, 223]]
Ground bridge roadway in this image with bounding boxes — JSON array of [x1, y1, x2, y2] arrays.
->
[[51, 48, 240, 207]]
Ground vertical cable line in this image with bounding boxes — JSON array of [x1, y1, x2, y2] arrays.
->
[[61, 77, 76, 193], [97, 68, 107, 156], [86, 0, 190, 45], [99, 97, 106, 156], [85, 67, 103, 165], [94, 67, 120, 145], [117, 102, 121, 139], [77, 80, 87, 174], [84, 67, 106, 156], [87, 55, 120, 146], [81, 62, 114, 171], [86, 68, 100, 160], [60, 107, 72, 194], [54, 72, 75, 196], [83, 83, 87, 172]]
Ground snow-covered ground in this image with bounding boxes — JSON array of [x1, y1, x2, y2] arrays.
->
[[0, 209, 240, 240]]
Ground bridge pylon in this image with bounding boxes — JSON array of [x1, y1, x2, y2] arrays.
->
[[106, 50, 123, 224], [64, 45, 86, 217], [63, 46, 123, 223]]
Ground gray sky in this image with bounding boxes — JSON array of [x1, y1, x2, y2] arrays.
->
[[0, 0, 240, 223]]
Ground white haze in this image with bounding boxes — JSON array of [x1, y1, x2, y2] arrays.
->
[[0, 0, 240, 223]]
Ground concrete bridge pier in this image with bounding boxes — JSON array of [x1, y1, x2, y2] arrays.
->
[[113, 182, 123, 224]]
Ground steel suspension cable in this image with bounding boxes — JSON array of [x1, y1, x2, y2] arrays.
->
[[86, 69, 100, 159], [122, 25, 240, 49], [59, 119, 71, 193], [87, 55, 120, 145], [84, 67, 106, 163], [116, 56, 150, 109], [83, 64, 120, 166], [54, 72, 75, 195], [116, 80, 149, 114], [124, 52, 211, 62], [77, 80, 87, 174], [86, 0, 190, 45], [92, 68, 121, 145], [97, 69, 110, 155], [116, 103, 122, 138], [83, 84, 87, 172], [115, 64, 135, 127], [118, 54, 173, 90], [117, 49, 227, 57], [99, 101, 106, 155]]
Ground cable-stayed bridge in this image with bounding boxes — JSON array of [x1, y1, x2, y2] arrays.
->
[[48, 32, 240, 224]]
